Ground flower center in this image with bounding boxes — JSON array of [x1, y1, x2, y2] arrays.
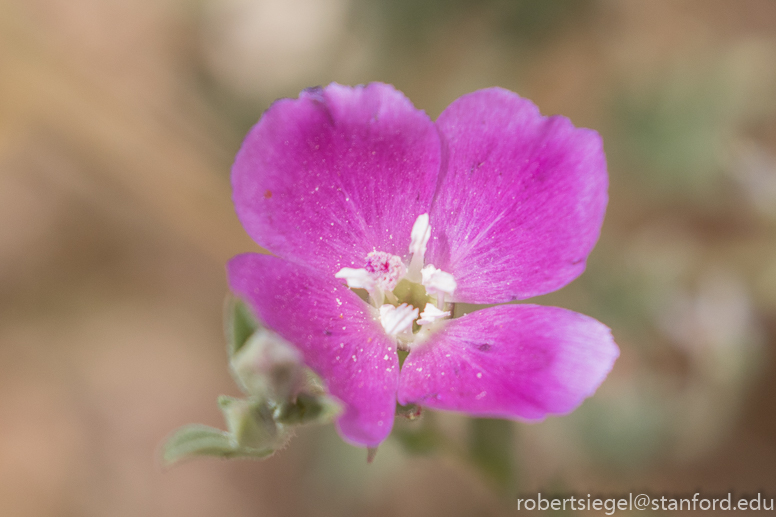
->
[[335, 214, 456, 347]]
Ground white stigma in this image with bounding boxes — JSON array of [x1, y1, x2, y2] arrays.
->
[[365, 251, 406, 291], [421, 264, 457, 308], [417, 303, 450, 325], [379, 303, 418, 336]]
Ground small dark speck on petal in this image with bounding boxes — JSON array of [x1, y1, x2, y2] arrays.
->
[[478, 343, 491, 352], [264, 190, 273, 199], [324, 330, 332, 336]]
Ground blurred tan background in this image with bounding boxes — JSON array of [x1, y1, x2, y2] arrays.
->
[[2, 0, 776, 515]]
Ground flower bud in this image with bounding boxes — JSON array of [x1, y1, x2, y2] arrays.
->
[[230, 328, 305, 402]]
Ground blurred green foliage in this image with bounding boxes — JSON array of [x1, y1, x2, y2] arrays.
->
[[366, 0, 594, 47]]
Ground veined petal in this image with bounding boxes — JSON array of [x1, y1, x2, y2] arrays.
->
[[397, 304, 618, 420], [227, 253, 399, 446], [428, 88, 608, 303], [232, 83, 441, 275]]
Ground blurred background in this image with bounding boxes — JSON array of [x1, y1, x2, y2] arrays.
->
[[2, 0, 776, 515]]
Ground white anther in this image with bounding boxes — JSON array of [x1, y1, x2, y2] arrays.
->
[[421, 264, 457, 307], [379, 303, 418, 337], [409, 213, 431, 257], [408, 214, 431, 281], [417, 303, 450, 325], [335, 268, 375, 290]]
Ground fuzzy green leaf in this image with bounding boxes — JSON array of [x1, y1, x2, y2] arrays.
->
[[162, 424, 239, 465]]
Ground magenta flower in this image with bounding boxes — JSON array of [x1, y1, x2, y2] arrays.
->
[[227, 83, 619, 447]]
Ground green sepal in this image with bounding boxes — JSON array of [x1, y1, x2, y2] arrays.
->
[[274, 392, 342, 426], [218, 395, 285, 450], [224, 295, 260, 357]]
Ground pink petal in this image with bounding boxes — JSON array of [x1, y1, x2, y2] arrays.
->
[[398, 304, 618, 420], [227, 253, 399, 446], [428, 88, 608, 303], [232, 83, 441, 275]]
